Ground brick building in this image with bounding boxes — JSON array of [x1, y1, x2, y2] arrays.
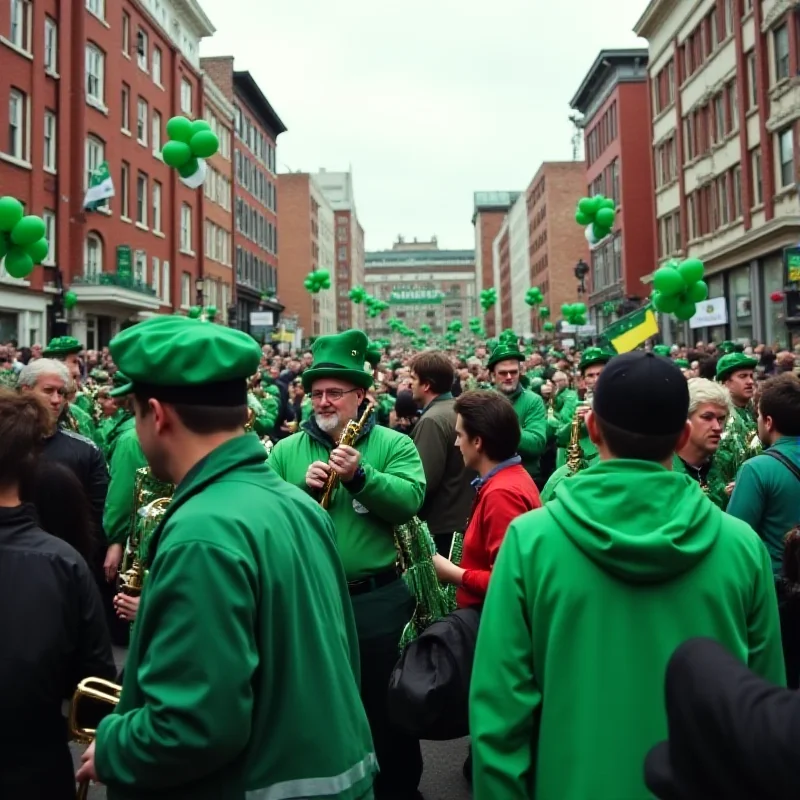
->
[[569, 48, 655, 333], [276, 172, 337, 339], [313, 169, 365, 331], [0, 0, 216, 347], [635, 0, 800, 347], [503, 192, 532, 334], [364, 237, 476, 339]]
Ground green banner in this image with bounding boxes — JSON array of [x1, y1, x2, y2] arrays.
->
[[389, 288, 444, 304], [116, 245, 132, 279]]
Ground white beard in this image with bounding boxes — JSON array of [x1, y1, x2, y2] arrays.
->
[[315, 412, 340, 433]]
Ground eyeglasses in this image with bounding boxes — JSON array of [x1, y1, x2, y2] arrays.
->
[[310, 388, 359, 402]]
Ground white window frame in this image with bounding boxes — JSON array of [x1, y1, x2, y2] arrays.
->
[[85, 0, 105, 21], [9, 0, 30, 53], [134, 249, 146, 283], [120, 161, 130, 219], [8, 89, 26, 161], [43, 110, 56, 172], [42, 210, 55, 265], [136, 172, 148, 227], [85, 44, 105, 107], [152, 256, 160, 296], [44, 16, 57, 74], [778, 128, 794, 188], [162, 260, 171, 304], [136, 98, 148, 145], [180, 204, 192, 252], [84, 135, 104, 190], [122, 12, 130, 56], [152, 46, 162, 86], [151, 110, 161, 154], [121, 83, 130, 132], [152, 181, 162, 232], [180, 79, 192, 114], [84, 232, 102, 276], [136, 29, 148, 72]]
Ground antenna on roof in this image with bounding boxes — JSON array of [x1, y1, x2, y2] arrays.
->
[[568, 114, 584, 161]]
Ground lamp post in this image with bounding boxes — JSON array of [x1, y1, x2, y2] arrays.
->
[[574, 259, 589, 296], [194, 277, 204, 307]]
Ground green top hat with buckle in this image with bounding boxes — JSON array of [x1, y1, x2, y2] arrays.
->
[[301, 329, 374, 392], [43, 336, 82, 358], [487, 337, 524, 370], [579, 346, 614, 373], [716, 352, 758, 382]]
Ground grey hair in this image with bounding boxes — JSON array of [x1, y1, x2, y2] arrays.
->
[[17, 358, 70, 389], [687, 377, 731, 417]]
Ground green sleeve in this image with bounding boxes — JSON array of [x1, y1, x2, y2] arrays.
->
[[352, 434, 425, 524], [540, 466, 568, 503], [470, 522, 541, 798], [746, 539, 786, 686], [410, 416, 447, 496], [103, 434, 147, 546], [256, 395, 278, 434], [516, 393, 547, 459], [95, 538, 256, 788]]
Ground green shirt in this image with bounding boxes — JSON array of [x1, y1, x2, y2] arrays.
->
[[502, 386, 547, 478], [103, 420, 148, 546]]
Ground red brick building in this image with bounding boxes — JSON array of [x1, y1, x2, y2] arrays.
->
[[570, 49, 655, 332]]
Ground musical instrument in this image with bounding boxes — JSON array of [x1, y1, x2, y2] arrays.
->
[[70, 677, 121, 800], [566, 395, 592, 476], [319, 402, 374, 509]]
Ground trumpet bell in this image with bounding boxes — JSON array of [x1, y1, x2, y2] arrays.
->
[[69, 676, 122, 743]]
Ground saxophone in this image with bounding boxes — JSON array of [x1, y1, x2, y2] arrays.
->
[[319, 402, 374, 509], [566, 391, 592, 476]]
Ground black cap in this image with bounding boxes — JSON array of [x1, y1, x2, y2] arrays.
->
[[594, 351, 689, 436]]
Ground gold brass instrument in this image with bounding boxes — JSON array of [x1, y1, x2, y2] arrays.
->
[[566, 391, 592, 476], [120, 495, 171, 596], [70, 677, 121, 800], [319, 402, 374, 510]]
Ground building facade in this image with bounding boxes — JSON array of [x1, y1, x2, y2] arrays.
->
[[507, 192, 532, 334], [570, 48, 656, 333], [313, 169, 365, 331], [276, 172, 337, 339], [0, 0, 216, 347], [635, 0, 800, 347], [364, 237, 476, 339]]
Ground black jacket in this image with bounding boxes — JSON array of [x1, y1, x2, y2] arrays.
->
[[0, 504, 115, 749]]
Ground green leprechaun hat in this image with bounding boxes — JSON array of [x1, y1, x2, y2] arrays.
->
[[715, 352, 758, 382], [43, 335, 82, 357], [301, 329, 374, 391], [487, 334, 524, 369]]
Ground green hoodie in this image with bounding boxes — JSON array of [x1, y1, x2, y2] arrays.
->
[[470, 459, 784, 800]]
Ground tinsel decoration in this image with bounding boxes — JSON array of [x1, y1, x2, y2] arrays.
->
[[444, 532, 464, 609]]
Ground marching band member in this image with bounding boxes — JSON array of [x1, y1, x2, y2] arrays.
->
[[269, 329, 427, 800], [76, 316, 376, 800]]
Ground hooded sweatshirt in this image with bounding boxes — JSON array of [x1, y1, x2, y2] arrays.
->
[[470, 459, 784, 800]]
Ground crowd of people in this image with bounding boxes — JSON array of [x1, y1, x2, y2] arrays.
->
[[0, 321, 799, 799]]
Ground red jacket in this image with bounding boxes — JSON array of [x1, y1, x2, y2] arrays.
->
[[456, 463, 541, 608]]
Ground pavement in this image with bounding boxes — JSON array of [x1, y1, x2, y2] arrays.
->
[[70, 646, 473, 800]]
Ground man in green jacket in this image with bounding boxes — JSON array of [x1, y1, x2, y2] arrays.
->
[[470, 351, 784, 800], [487, 339, 547, 485], [269, 329, 426, 800], [76, 315, 376, 800]]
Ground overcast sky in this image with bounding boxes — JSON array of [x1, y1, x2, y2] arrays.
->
[[199, 1, 648, 251]]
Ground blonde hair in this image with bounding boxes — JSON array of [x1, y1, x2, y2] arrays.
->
[[687, 377, 731, 417]]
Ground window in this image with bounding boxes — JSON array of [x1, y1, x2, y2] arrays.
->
[[152, 47, 162, 85], [121, 83, 130, 132], [44, 16, 57, 73], [136, 29, 148, 71], [41, 210, 55, 265], [752, 148, 763, 205], [152, 181, 161, 232], [10, 0, 29, 51], [774, 24, 790, 83], [122, 12, 130, 55], [180, 204, 192, 251], [136, 173, 147, 226], [86, 0, 105, 20], [84, 233, 102, 276], [747, 52, 757, 110], [778, 128, 794, 188], [136, 98, 147, 145], [162, 260, 171, 303], [84, 135, 103, 189], [8, 89, 25, 160], [732, 165, 742, 219], [718, 173, 730, 225], [43, 110, 56, 171], [120, 161, 129, 218], [180, 79, 192, 114], [134, 249, 146, 283], [181, 272, 191, 306], [151, 110, 161, 153], [85, 44, 105, 105], [714, 95, 725, 141]]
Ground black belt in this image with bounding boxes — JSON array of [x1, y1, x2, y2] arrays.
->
[[348, 568, 399, 597]]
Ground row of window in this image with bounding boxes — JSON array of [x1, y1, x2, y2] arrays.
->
[[657, 210, 683, 259], [235, 246, 277, 293], [202, 109, 232, 161], [654, 135, 678, 188], [235, 198, 277, 255], [684, 79, 738, 162], [585, 101, 618, 167], [528, 177, 545, 207], [587, 158, 620, 206], [591, 233, 623, 293], [204, 221, 232, 267], [682, 0, 736, 82], [234, 106, 277, 174], [235, 150, 277, 212]]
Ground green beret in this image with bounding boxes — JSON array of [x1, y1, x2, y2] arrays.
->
[[109, 316, 262, 405], [549, 350, 566, 361], [653, 345, 671, 357], [579, 347, 614, 373], [674, 358, 690, 369], [302, 329, 374, 392], [716, 352, 758, 382], [487, 341, 524, 369], [43, 336, 82, 357], [717, 340, 737, 355]]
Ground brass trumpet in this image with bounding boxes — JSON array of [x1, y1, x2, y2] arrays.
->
[[70, 677, 122, 800]]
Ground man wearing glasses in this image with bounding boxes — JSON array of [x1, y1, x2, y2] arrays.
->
[[268, 329, 427, 800]]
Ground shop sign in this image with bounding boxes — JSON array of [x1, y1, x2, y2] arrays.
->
[[690, 296, 728, 329], [784, 247, 800, 284]]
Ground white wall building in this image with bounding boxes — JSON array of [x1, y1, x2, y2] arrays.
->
[[311, 176, 338, 335], [508, 192, 532, 334]]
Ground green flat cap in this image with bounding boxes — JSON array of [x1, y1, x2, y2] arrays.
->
[[674, 358, 689, 369], [109, 316, 262, 405], [579, 347, 614, 372], [487, 340, 524, 369], [43, 336, 82, 357], [652, 345, 671, 357], [302, 329, 374, 391], [717, 340, 738, 355], [716, 352, 757, 382]]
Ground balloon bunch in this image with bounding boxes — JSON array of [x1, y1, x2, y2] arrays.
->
[[349, 286, 369, 303], [468, 317, 484, 336], [575, 195, 616, 246], [499, 329, 518, 344], [389, 318, 415, 338], [651, 258, 707, 321], [525, 287, 543, 307], [365, 295, 390, 318], [480, 288, 498, 312], [0, 197, 49, 279], [187, 305, 218, 322], [161, 116, 220, 189], [447, 319, 463, 333], [420, 324, 431, 334], [538, 305, 550, 319], [303, 269, 331, 294], [561, 302, 587, 326], [542, 322, 555, 332], [445, 332, 458, 346]]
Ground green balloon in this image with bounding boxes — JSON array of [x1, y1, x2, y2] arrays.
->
[[0, 197, 23, 232], [600, 198, 616, 210], [574, 302, 586, 314], [595, 207, 615, 228], [539, 306, 550, 318], [162, 140, 192, 168], [317, 269, 330, 280], [187, 306, 202, 319], [206, 305, 217, 317], [190, 119, 211, 137], [678, 258, 704, 286], [11, 216, 45, 247], [190, 130, 219, 159], [577, 197, 595, 215], [686, 280, 708, 303], [591, 223, 610, 241], [0, 235, 8, 261], [674, 301, 697, 321], [575, 210, 590, 226], [543, 322, 555, 332], [64, 290, 78, 310], [652, 266, 686, 296], [653, 291, 679, 314], [26, 237, 49, 263], [166, 116, 194, 143], [4, 247, 33, 278], [178, 158, 199, 178]]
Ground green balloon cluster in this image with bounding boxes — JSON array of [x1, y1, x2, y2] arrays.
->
[[447, 319, 463, 333], [651, 258, 707, 321], [525, 287, 544, 307], [468, 317, 484, 336], [499, 328, 518, 344], [304, 269, 331, 294], [445, 332, 458, 346], [64, 290, 78, 310], [389, 318, 415, 337], [575, 195, 616, 244], [561, 302, 587, 326], [542, 321, 555, 332], [480, 288, 498, 312], [161, 116, 219, 178], [601, 301, 616, 316], [539, 305, 550, 319], [365, 295, 390, 318], [420, 324, 431, 334], [0, 197, 49, 279], [349, 286, 368, 303]]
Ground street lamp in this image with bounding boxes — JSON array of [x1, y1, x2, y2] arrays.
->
[[574, 259, 589, 295], [195, 277, 204, 307]]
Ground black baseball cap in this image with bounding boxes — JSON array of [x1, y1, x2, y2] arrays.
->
[[593, 351, 689, 436]]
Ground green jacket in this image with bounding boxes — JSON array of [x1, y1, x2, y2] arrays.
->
[[63, 402, 96, 440], [503, 387, 547, 478], [95, 435, 376, 799], [672, 452, 728, 509], [247, 392, 278, 438], [539, 452, 599, 502], [268, 414, 426, 580], [470, 459, 784, 800], [103, 419, 148, 546], [728, 436, 800, 573]]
